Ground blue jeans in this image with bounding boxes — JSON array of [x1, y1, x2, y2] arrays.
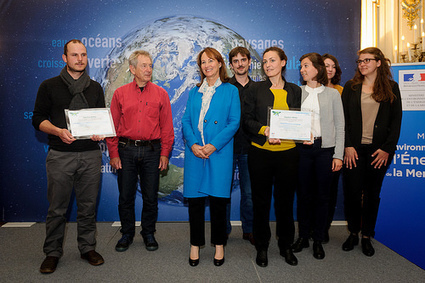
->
[[117, 142, 160, 237], [226, 154, 254, 234]]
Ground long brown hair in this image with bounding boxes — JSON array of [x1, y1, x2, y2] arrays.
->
[[196, 47, 230, 87], [352, 47, 395, 103]]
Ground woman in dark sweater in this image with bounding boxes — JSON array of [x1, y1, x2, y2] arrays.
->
[[341, 47, 402, 257], [243, 46, 301, 267]]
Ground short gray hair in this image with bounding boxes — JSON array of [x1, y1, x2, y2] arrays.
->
[[129, 50, 152, 68]]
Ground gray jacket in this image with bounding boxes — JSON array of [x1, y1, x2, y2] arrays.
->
[[301, 85, 345, 160]]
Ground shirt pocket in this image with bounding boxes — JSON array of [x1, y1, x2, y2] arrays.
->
[[146, 102, 160, 118]]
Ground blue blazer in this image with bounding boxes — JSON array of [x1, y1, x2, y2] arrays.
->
[[182, 82, 240, 198]]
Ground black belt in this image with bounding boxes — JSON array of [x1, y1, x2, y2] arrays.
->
[[314, 137, 322, 140], [119, 137, 160, 147]]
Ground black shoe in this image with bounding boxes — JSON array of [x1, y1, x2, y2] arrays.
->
[[280, 249, 298, 266], [342, 233, 359, 251], [361, 238, 375, 257], [189, 245, 200, 267], [115, 234, 133, 252], [313, 241, 325, 260], [40, 256, 59, 274], [143, 234, 159, 251], [189, 257, 199, 266], [214, 246, 225, 266], [81, 250, 105, 266], [243, 233, 255, 246], [256, 249, 268, 267], [292, 238, 309, 253]]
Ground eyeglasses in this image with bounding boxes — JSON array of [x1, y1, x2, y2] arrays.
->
[[356, 58, 377, 65]]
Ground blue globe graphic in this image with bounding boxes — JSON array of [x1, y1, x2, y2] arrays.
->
[[96, 15, 262, 205]]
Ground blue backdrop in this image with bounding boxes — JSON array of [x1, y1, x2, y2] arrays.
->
[[0, 0, 361, 223]]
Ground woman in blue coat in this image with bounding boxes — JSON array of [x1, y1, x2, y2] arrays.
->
[[182, 47, 240, 267]]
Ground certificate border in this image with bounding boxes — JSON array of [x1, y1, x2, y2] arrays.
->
[[267, 107, 312, 142], [65, 108, 116, 140]]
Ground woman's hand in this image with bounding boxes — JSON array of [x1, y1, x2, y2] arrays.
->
[[371, 149, 389, 169], [264, 126, 281, 144], [344, 147, 358, 169], [303, 133, 314, 145], [332, 158, 343, 172], [201, 144, 217, 158], [191, 144, 208, 159]]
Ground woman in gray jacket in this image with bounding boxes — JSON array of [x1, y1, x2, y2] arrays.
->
[[292, 53, 344, 260]]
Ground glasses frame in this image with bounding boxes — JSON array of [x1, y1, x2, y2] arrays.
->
[[356, 58, 378, 65]]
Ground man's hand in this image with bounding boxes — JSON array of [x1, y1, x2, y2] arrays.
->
[[58, 129, 76, 144], [110, 157, 122, 170], [90, 135, 105, 141], [39, 120, 76, 144], [159, 156, 169, 171]]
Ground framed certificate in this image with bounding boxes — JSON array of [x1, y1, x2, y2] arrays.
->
[[268, 108, 311, 142], [65, 108, 116, 139]]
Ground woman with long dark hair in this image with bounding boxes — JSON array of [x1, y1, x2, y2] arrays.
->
[[341, 47, 402, 256]]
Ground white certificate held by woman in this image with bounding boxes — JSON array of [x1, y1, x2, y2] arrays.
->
[[268, 109, 311, 141], [65, 108, 116, 139]]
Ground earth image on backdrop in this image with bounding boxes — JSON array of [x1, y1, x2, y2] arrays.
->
[[96, 16, 263, 205]]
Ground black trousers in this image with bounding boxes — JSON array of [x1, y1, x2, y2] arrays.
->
[[343, 144, 392, 237], [188, 196, 228, 246], [297, 140, 334, 242], [327, 169, 342, 228], [248, 146, 299, 251]]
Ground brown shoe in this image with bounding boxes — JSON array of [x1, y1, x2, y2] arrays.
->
[[243, 233, 255, 245], [81, 250, 104, 266], [40, 256, 59, 274]]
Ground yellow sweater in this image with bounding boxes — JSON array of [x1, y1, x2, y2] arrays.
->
[[252, 89, 296, 151]]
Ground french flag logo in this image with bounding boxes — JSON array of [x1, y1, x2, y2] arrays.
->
[[419, 73, 425, 81], [403, 74, 414, 82]]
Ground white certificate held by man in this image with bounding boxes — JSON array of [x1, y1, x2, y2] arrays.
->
[[65, 108, 116, 139], [268, 109, 311, 141]]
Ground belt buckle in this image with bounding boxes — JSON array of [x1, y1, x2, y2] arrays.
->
[[134, 140, 142, 146]]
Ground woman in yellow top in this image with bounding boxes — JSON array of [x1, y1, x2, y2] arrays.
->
[[243, 47, 301, 267]]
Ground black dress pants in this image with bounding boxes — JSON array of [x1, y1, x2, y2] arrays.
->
[[343, 144, 392, 237], [297, 140, 334, 242], [248, 146, 299, 251], [188, 196, 228, 246]]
